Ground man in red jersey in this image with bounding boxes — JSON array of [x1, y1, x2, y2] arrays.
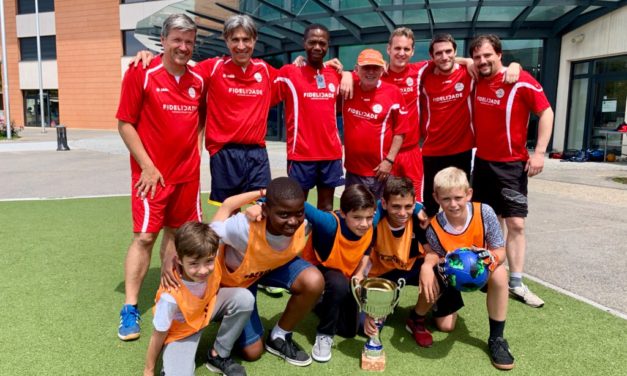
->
[[420, 34, 520, 217], [470, 34, 554, 308], [382, 27, 429, 202], [275, 24, 345, 211], [343, 49, 409, 199], [193, 15, 278, 203], [115, 14, 204, 341]]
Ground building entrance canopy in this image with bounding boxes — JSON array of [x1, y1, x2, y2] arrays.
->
[[134, 0, 626, 60]]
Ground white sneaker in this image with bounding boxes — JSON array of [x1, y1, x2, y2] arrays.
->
[[312, 334, 333, 362], [509, 283, 544, 308]]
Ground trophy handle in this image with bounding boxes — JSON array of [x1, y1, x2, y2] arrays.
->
[[392, 278, 406, 307], [351, 276, 362, 310]]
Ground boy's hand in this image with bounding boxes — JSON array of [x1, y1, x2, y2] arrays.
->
[[364, 315, 379, 337], [419, 264, 440, 303], [472, 247, 498, 272], [244, 204, 264, 222]]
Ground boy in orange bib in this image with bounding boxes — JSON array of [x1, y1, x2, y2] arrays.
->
[[144, 222, 254, 376], [210, 177, 324, 367], [418, 167, 513, 370]]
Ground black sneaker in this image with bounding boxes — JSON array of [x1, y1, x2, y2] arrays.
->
[[265, 333, 312, 366], [488, 337, 515, 370], [206, 353, 247, 376]]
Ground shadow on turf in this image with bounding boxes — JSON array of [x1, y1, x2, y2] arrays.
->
[[114, 267, 163, 315]]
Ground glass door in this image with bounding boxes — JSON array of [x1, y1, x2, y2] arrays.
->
[[590, 78, 627, 153]]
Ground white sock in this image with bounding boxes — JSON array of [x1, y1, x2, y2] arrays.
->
[[270, 325, 290, 341]]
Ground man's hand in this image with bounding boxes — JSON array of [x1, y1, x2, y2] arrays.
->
[[526, 151, 545, 177], [373, 159, 393, 181], [134, 164, 165, 199], [143, 368, 154, 376], [417, 209, 429, 229], [292, 55, 306, 67], [132, 50, 156, 69], [324, 58, 343, 73], [339, 71, 354, 100], [419, 264, 440, 303], [364, 315, 379, 337], [503, 62, 521, 84], [160, 252, 180, 291]]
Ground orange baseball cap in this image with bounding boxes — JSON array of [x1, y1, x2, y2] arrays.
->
[[357, 49, 385, 67]]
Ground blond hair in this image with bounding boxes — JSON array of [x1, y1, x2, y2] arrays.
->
[[388, 27, 414, 45], [433, 167, 470, 193]]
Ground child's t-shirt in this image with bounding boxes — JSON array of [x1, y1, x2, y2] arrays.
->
[[426, 202, 504, 257], [210, 213, 308, 272], [153, 279, 207, 331]]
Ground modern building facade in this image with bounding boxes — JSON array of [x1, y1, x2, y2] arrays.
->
[[1, 0, 626, 155]]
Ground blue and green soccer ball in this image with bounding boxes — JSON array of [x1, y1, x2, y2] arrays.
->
[[443, 248, 490, 292]]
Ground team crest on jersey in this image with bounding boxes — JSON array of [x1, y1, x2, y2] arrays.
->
[[455, 82, 464, 92], [254, 72, 263, 82], [495, 88, 505, 98], [328, 83, 336, 93], [372, 104, 383, 114], [188, 87, 196, 98], [406, 77, 414, 86]]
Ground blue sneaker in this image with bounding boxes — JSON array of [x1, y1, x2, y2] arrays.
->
[[118, 304, 141, 341]]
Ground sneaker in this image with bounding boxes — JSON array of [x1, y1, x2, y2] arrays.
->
[[509, 283, 545, 308], [118, 304, 140, 341], [405, 317, 433, 348], [265, 333, 312, 367], [488, 336, 515, 370], [312, 334, 333, 362], [258, 284, 288, 296], [206, 353, 247, 376]]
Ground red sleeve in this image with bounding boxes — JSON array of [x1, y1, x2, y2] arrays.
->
[[269, 63, 282, 107], [523, 75, 551, 114], [115, 65, 144, 125], [195, 58, 219, 82], [392, 89, 409, 135]]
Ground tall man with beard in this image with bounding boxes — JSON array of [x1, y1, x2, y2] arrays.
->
[[470, 34, 554, 308]]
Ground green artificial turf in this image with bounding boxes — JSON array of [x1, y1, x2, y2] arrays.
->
[[1, 195, 626, 375]]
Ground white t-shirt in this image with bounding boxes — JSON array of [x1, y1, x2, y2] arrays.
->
[[210, 213, 307, 271]]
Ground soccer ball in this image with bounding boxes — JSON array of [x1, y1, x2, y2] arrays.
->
[[442, 248, 490, 292]]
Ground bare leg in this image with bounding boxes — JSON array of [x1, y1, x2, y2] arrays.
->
[[124, 232, 159, 305], [504, 217, 526, 274], [277, 267, 324, 331], [316, 186, 335, 212], [486, 265, 509, 321]]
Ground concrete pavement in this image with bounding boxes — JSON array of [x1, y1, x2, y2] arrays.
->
[[2, 127, 627, 316]]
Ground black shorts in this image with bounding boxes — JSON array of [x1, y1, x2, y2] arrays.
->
[[378, 258, 464, 318], [422, 150, 473, 217], [209, 144, 271, 202], [471, 157, 528, 218], [287, 159, 345, 190]]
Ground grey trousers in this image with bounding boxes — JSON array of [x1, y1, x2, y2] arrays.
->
[[161, 287, 255, 376]]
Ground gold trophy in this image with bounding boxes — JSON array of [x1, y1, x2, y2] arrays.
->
[[351, 277, 405, 371]]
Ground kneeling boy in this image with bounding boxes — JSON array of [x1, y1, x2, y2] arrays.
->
[[419, 167, 514, 370], [144, 221, 255, 376]]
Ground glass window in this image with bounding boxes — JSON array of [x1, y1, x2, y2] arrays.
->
[[19, 36, 56, 61], [573, 62, 590, 75], [22, 89, 59, 127], [123, 30, 146, 57], [566, 78, 589, 150], [17, 0, 54, 14], [432, 7, 476, 23], [501, 39, 543, 80], [478, 6, 526, 22], [594, 55, 627, 74], [526, 5, 578, 21]]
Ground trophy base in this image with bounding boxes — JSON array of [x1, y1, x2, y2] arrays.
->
[[361, 350, 386, 371]]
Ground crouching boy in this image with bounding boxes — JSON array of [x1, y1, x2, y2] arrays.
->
[[144, 221, 255, 376], [418, 167, 514, 370]]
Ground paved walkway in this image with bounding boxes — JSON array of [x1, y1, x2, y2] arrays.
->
[[2, 127, 627, 317]]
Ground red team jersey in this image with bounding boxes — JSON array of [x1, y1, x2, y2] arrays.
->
[[381, 61, 429, 149], [342, 81, 410, 176], [473, 69, 550, 162], [116, 55, 204, 184], [275, 64, 343, 161], [420, 64, 475, 156], [195, 57, 278, 156]]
